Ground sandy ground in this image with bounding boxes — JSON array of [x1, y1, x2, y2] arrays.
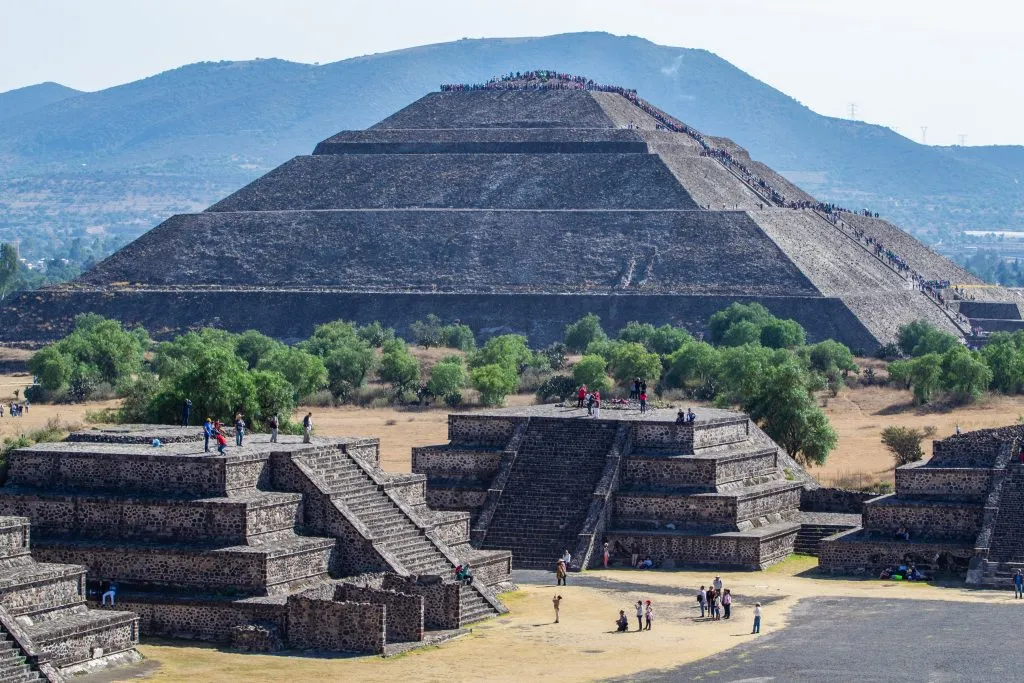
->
[[121, 557, 1009, 683]]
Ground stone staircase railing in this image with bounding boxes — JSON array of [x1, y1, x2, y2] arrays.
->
[[296, 447, 506, 616], [470, 420, 531, 546], [0, 603, 63, 683], [966, 439, 1019, 585], [570, 424, 632, 571], [808, 209, 970, 336]]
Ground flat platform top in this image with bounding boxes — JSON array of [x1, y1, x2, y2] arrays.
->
[[19, 434, 376, 459], [457, 404, 745, 424]]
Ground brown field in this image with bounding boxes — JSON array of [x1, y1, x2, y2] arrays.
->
[[120, 557, 998, 683]]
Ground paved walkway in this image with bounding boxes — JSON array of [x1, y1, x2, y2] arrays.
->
[[630, 596, 1020, 682]]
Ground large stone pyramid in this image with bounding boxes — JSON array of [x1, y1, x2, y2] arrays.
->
[[3, 72, 1017, 348]]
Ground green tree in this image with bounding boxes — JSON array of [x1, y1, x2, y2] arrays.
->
[[760, 318, 806, 349], [564, 314, 607, 353], [427, 357, 467, 398], [980, 335, 1024, 393], [470, 335, 532, 373], [880, 426, 928, 467], [940, 346, 992, 401], [618, 321, 692, 355], [720, 320, 762, 347], [410, 314, 444, 349], [249, 369, 297, 424], [897, 320, 959, 357], [28, 346, 73, 392], [323, 342, 378, 397], [608, 342, 662, 384], [708, 302, 773, 345], [235, 330, 284, 369], [898, 353, 944, 404], [571, 354, 612, 393], [257, 347, 328, 398], [356, 321, 395, 348], [470, 363, 518, 406], [43, 314, 146, 391], [300, 320, 359, 357], [150, 344, 258, 425], [663, 341, 720, 389], [379, 339, 421, 391], [743, 359, 837, 466], [153, 329, 236, 379], [441, 323, 476, 351], [808, 340, 858, 377]]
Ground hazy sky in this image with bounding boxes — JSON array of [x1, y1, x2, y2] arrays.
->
[[1, 0, 1017, 146]]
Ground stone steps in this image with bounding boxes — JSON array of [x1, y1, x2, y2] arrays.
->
[[0, 634, 41, 683], [794, 524, 857, 556], [22, 607, 138, 669], [0, 561, 85, 618]]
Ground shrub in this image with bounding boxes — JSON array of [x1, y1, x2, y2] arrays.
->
[[536, 374, 578, 402], [470, 335, 532, 373], [571, 355, 612, 393], [441, 324, 476, 351], [897, 320, 959, 357], [410, 314, 444, 349], [379, 339, 421, 391], [356, 321, 395, 348], [234, 330, 284, 369], [564, 314, 606, 353], [427, 358, 467, 398], [608, 342, 662, 385], [323, 342, 377, 398], [518, 367, 553, 393], [470, 364, 519, 406], [444, 391, 464, 408], [257, 347, 328, 398], [881, 426, 927, 467]]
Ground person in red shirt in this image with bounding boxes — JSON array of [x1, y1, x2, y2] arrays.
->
[[577, 385, 587, 409], [639, 390, 647, 414]]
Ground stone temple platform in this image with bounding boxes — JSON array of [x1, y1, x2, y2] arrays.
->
[[0, 427, 511, 655], [413, 405, 817, 570], [819, 425, 1024, 585]]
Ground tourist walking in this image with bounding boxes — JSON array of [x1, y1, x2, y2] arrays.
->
[[1015, 570, 1023, 599], [553, 594, 562, 623], [556, 558, 567, 586], [697, 585, 708, 618], [713, 575, 723, 592], [644, 600, 653, 630], [722, 589, 732, 619], [586, 391, 594, 416], [234, 413, 246, 446], [639, 390, 647, 414], [593, 390, 601, 419], [635, 600, 644, 631], [303, 412, 313, 443], [602, 541, 610, 569], [713, 592, 722, 620], [181, 398, 192, 427], [752, 603, 762, 634], [215, 424, 228, 455], [269, 413, 279, 443], [203, 417, 213, 453]]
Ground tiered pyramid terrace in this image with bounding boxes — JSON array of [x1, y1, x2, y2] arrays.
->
[[413, 405, 817, 570], [0, 428, 510, 655], [819, 425, 1024, 584], [3, 72, 1018, 348]]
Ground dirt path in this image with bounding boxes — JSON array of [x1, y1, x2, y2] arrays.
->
[[127, 558, 1002, 683]]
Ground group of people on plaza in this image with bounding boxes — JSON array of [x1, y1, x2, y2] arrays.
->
[[575, 385, 602, 418], [186, 400, 314, 454], [0, 401, 27, 417]]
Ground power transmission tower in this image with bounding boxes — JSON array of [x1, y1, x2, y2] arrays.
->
[[849, 102, 857, 119], [920, 126, 928, 144], [958, 134, 967, 146]]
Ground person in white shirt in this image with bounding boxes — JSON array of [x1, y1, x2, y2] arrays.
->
[[752, 603, 762, 634], [562, 549, 571, 566]]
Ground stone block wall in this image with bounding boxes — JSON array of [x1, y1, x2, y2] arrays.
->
[[424, 488, 488, 521], [606, 528, 795, 570], [430, 512, 471, 547], [622, 456, 716, 488], [735, 486, 802, 524], [0, 518, 29, 561], [381, 575, 461, 630], [862, 497, 984, 539], [799, 488, 877, 514], [633, 423, 693, 452], [894, 466, 992, 500], [448, 416, 521, 447], [34, 617, 139, 669], [818, 529, 976, 574], [693, 419, 749, 449], [0, 568, 83, 616], [713, 449, 778, 484], [411, 446, 504, 481], [286, 592, 385, 654], [336, 584, 424, 643], [614, 493, 736, 527]]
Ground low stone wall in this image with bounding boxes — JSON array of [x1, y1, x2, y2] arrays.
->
[[895, 465, 992, 500], [862, 496, 985, 539], [431, 513, 471, 547], [614, 492, 735, 526], [381, 575, 461, 630], [799, 488, 877, 514], [622, 456, 716, 487], [384, 475, 428, 509], [714, 450, 778, 484], [0, 568, 83, 616], [693, 419, 749, 449], [424, 488, 488, 521], [633, 423, 693, 452], [337, 584, 423, 644], [36, 616, 139, 669], [735, 486, 802, 523], [0, 517, 29, 559], [818, 529, 976, 574], [411, 446, 504, 481], [448, 415, 521, 447], [606, 528, 795, 570], [286, 591, 385, 654], [463, 551, 513, 589], [113, 597, 282, 641]]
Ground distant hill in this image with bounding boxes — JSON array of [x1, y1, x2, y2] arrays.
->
[[0, 81, 82, 122], [0, 32, 1020, 264]]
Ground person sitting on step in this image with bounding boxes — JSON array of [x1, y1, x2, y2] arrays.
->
[[101, 581, 118, 607]]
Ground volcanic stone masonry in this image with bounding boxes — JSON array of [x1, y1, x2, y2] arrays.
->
[[412, 405, 851, 571], [819, 424, 1024, 586], [3, 73, 1020, 348], [0, 426, 511, 656]]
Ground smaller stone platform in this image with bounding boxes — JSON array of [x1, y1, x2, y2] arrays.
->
[[414, 405, 814, 570]]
